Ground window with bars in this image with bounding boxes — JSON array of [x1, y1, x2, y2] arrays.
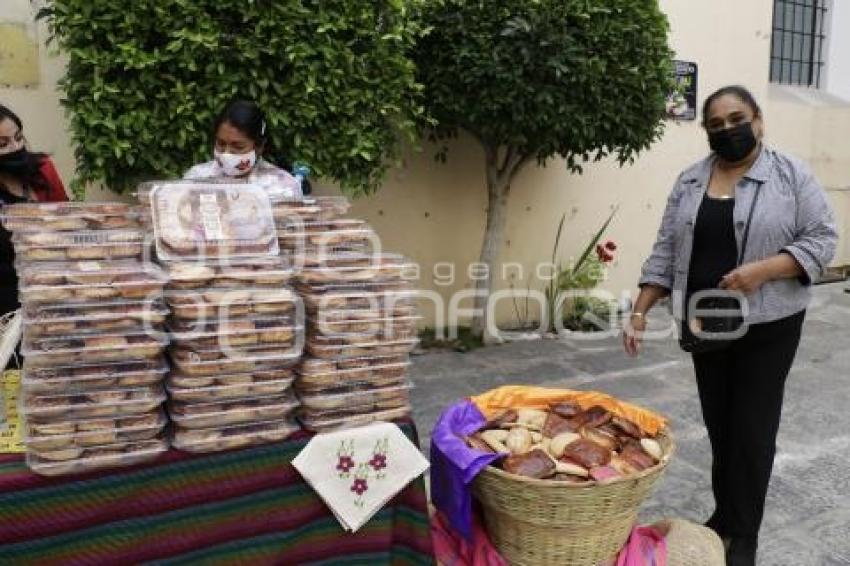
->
[[770, 0, 828, 88]]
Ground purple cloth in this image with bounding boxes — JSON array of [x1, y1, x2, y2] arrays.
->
[[430, 399, 504, 541]]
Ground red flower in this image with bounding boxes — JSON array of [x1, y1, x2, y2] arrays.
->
[[601, 252, 614, 263], [595, 244, 606, 260], [369, 453, 387, 471], [351, 478, 369, 496], [605, 241, 617, 251], [336, 455, 355, 473]]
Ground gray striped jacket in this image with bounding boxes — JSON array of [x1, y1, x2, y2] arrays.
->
[[639, 146, 837, 324]]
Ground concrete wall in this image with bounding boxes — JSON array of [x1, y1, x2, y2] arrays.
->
[[3, 0, 850, 328]]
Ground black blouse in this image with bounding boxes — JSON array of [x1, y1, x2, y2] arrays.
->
[[687, 194, 738, 293], [0, 185, 29, 315]]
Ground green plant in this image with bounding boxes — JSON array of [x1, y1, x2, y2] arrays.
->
[[562, 296, 618, 332], [37, 1, 426, 198], [544, 207, 618, 332], [413, 0, 673, 339], [418, 326, 484, 353]]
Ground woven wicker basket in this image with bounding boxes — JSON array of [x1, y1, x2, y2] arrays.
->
[[473, 431, 674, 566]]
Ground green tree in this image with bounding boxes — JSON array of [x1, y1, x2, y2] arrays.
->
[[37, 0, 425, 197], [414, 0, 673, 339]]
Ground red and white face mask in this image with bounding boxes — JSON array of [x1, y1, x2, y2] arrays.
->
[[214, 149, 256, 177]]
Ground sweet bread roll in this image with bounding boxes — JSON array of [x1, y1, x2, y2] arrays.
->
[[36, 447, 84, 461], [46, 218, 87, 230], [88, 447, 125, 459], [179, 429, 223, 444], [118, 284, 160, 299], [501, 449, 556, 479], [27, 273, 65, 285], [560, 438, 611, 469], [29, 435, 71, 451], [26, 249, 66, 261], [85, 336, 129, 349], [31, 421, 75, 436], [203, 289, 253, 303], [79, 287, 120, 300], [108, 245, 141, 258], [78, 431, 119, 447], [77, 419, 117, 432], [86, 391, 128, 404]]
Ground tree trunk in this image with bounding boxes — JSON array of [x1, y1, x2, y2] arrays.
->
[[469, 146, 523, 342]]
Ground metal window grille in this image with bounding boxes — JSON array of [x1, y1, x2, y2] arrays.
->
[[770, 0, 828, 87]]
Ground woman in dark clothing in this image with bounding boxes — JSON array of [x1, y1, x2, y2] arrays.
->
[[624, 86, 837, 566], [0, 104, 68, 366]]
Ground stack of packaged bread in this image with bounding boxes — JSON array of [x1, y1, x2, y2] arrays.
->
[[2, 202, 170, 475], [273, 198, 419, 432], [145, 181, 303, 453]]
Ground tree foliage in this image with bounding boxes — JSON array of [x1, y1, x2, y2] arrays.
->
[[414, 0, 674, 170], [38, 0, 425, 197]]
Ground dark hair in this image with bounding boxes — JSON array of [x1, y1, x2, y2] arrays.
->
[[701, 85, 762, 127], [0, 104, 49, 195], [213, 99, 268, 149]]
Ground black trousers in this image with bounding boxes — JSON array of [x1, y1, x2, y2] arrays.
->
[[692, 309, 805, 540]]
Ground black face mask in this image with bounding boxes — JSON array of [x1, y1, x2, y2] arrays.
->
[[0, 148, 42, 180], [708, 122, 758, 163]]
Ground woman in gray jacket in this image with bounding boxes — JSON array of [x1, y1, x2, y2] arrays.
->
[[624, 85, 837, 566]]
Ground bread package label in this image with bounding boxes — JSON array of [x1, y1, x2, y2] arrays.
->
[[150, 182, 278, 260]]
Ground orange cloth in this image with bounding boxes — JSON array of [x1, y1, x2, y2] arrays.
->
[[470, 385, 667, 437]]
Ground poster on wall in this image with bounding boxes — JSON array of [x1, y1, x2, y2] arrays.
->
[[0, 1, 41, 89], [666, 60, 697, 121]]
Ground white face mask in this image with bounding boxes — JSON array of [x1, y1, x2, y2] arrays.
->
[[214, 149, 257, 177]]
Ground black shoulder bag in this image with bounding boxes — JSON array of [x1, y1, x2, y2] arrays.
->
[[679, 185, 762, 354]]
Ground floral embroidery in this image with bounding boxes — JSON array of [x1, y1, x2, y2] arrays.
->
[[337, 455, 355, 474], [368, 438, 390, 479], [332, 436, 393, 507], [336, 439, 356, 477], [369, 453, 387, 471], [351, 478, 368, 496], [351, 463, 371, 508]]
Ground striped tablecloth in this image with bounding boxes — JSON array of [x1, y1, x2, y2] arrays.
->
[[0, 421, 433, 565]]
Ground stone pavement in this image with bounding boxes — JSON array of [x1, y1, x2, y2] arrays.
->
[[409, 282, 850, 566]]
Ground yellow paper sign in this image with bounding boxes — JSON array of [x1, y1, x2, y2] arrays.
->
[[0, 22, 40, 88], [0, 370, 24, 453]]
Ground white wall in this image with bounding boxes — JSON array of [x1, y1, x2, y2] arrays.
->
[[824, 0, 850, 101]]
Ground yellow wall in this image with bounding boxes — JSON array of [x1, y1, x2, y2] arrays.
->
[[3, 0, 849, 327]]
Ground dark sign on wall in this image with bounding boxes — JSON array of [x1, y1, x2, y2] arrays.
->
[[666, 60, 698, 121]]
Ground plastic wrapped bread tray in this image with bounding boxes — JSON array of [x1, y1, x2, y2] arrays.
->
[[299, 406, 411, 433], [0, 202, 140, 232], [168, 393, 299, 429], [22, 357, 169, 394], [165, 257, 292, 290], [18, 260, 166, 304], [26, 438, 167, 476], [167, 374, 295, 403], [150, 182, 278, 260], [25, 410, 166, 452], [13, 230, 145, 262], [22, 299, 168, 330], [22, 385, 166, 422], [22, 331, 167, 366], [173, 418, 300, 453]]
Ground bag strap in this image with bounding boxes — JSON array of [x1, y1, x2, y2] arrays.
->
[[737, 181, 763, 266]]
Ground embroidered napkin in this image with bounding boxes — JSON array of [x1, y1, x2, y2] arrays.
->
[[0, 370, 24, 453], [292, 422, 429, 532]]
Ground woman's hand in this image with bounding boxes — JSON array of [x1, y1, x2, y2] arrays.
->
[[719, 262, 769, 294], [623, 313, 647, 357]]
